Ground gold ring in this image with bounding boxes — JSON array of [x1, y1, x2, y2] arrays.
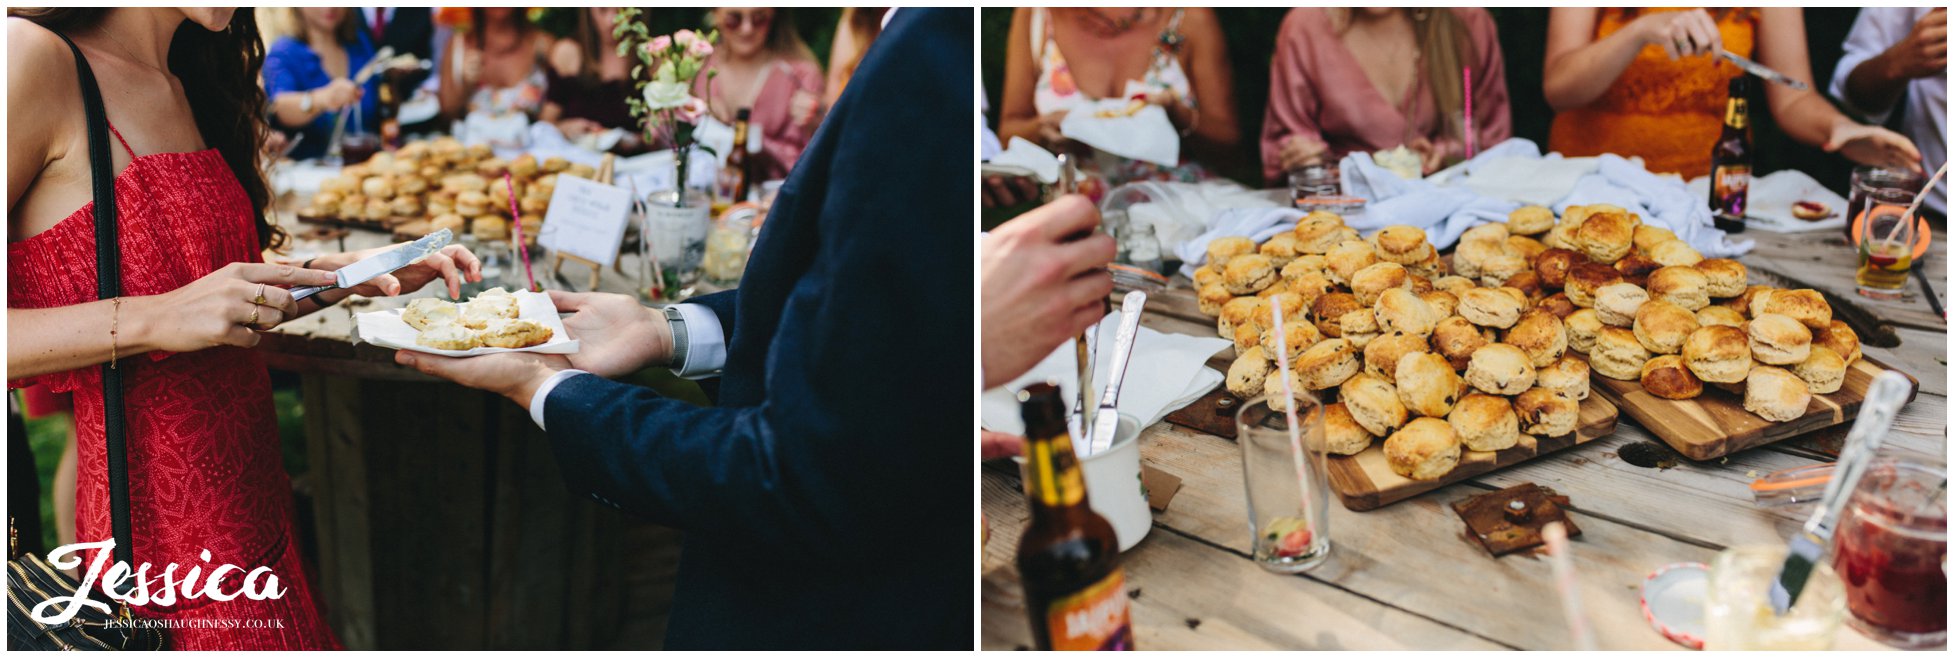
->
[[247, 307, 260, 327], [254, 284, 267, 306]]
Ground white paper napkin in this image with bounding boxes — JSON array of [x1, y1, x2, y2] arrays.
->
[[356, 290, 581, 357], [980, 311, 1228, 436], [1685, 169, 1850, 233], [1059, 82, 1180, 168], [987, 137, 1061, 184]]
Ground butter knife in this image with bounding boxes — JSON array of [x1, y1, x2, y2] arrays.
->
[[1718, 50, 1810, 91], [1088, 291, 1148, 456], [1745, 264, 1901, 347], [291, 228, 452, 302], [1766, 370, 1909, 615]]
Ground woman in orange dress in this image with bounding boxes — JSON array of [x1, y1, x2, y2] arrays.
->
[[1545, 8, 1920, 179]]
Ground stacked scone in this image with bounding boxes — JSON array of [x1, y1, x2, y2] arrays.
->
[[298, 137, 597, 245], [1206, 211, 1589, 483], [403, 287, 554, 351]]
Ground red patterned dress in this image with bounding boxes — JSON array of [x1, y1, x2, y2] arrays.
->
[[8, 125, 340, 650]]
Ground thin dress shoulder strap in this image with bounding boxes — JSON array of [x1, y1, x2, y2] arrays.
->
[[103, 122, 137, 160], [42, 27, 139, 160]]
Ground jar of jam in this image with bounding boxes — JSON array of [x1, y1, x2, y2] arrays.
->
[[1833, 458, 1946, 649]]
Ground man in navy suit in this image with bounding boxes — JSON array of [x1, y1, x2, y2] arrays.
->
[[397, 8, 970, 649]]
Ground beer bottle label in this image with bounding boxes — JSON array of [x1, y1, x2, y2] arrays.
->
[[1044, 569, 1134, 650], [1713, 164, 1750, 216]]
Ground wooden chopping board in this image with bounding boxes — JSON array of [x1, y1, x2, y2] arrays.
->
[[1326, 396, 1619, 512], [1577, 352, 1917, 461]]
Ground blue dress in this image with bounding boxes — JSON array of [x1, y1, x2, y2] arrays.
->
[[263, 35, 379, 160]]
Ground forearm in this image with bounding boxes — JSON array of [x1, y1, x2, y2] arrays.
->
[[1773, 92, 1852, 148], [8, 300, 161, 379], [1543, 28, 1647, 110], [1843, 51, 1910, 116], [997, 114, 1040, 144], [268, 90, 324, 129]]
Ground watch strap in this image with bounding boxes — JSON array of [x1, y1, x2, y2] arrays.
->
[[663, 305, 689, 371]]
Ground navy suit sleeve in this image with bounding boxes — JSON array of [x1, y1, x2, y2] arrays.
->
[[541, 9, 971, 558]]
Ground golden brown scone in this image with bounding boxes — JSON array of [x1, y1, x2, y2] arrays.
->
[[1207, 236, 1257, 268], [1533, 248, 1587, 290], [1432, 275, 1476, 295], [1431, 315, 1494, 370], [1744, 366, 1812, 422], [1288, 271, 1340, 309], [1536, 357, 1591, 401], [1259, 232, 1300, 268], [402, 298, 460, 330], [1758, 289, 1833, 329], [1451, 237, 1500, 280], [1695, 258, 1748, 298], [1448, 393, 1521, 452], [1632, 224, 1679, 254], [1730, 285, 1777, 317], [1542, 219, 1582, 251], [1350, 262, 1412, 306], [1395, 352, 1466, 417], [1265, 292, 1308, 326], [1338, 309, 1382, 350], [1311, 292, 1364, 337], [1465, 343, 1537, 395], [1219, 297, 1268, 339], [1792, 345, 1847, 394], [1564, 263, 1623, 308], [479, 318, 554, 349], [1232, 319, 1267, 356], [1420, 290, 1459, 319], [1326, 240, 1379, 285], [1504, 310, 1569, 367], [1226, 346, 1272, 398], [1261, 320, 1324, 365], [1812, 320, 1862, 365], [1565, 308, 1604, 354], [1192, 263, 1223, 289], [1507, 236, 1549, 264], [1575, 211, 1635, 263], [1593, 282, 1650, 327], [1514, 387, 1579, 438], [1384, 417, 1462, 481], [1263, 370, 1306, 412], [1407, 249, 1449, 279], [1648, 265, 1711, 311], [1478, 248, 1531, 288], [1458, 287, 1524, 329], [362, 198, 391, 221], [415, 322, 480, 350], [1695, 305, 1746, 328], [1364, 331, 1431, 383], [1507, 206, 1556, 236], [1503, 271, 1545, 301], [1537, 293, 1578, 318], [1374, 288, 1440, 337], [1632, 300, 1700, 355], [1372, 226, 1434, 265], [458, 292, 519, 329], [1561, 204, 1594, 229], [1748, 313, 1813, 365], [1280, 255, 1326, 282], [1681, 325, 1752, 383], [1613, 253, 1663, 288], [1223, 254, 1279, 294], [455, 189, 491, 216], [1197, 283, 1233, 317], [1293, 212, 1348, 254], [1320, 403, 1375, 455], [1295, 338, 1360, 390], [1590, 326, 1652, 380], [430, 213, 466, 235], [1647, 240, 1704, 268], [1342, 373, 1410, 437], [1640, 355, 1704, 400]]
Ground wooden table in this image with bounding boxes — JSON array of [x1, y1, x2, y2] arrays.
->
[[981, 229, 1945, 650]]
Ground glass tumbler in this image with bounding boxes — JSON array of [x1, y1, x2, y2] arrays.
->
[[1854, 188, 1917, 299], [1236, 394, 1331, 573], [1704, 544, 1847, 650]]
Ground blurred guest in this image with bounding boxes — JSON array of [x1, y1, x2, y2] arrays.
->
[[1832, 7, 1945, 216], [542, 7, 635, 138], [437, 7, 550, 119], [1546, 8, 1921, 179], [1261, 8, 1511, 184], [823, 7, 888, 110], [264, 7, 374, 160], [694, 7, 824, 181], [354, 8, 434, 90], [998, 8, 1239, 187]]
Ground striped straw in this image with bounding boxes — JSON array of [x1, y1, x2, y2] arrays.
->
[[1544, 521, 1598, 651], [1463, 66, 1475, 161], [1267, 304, 1319, 538]]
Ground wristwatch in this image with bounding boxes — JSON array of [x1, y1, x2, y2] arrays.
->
[[299, 91, 314, 113], [663, 305, 689, 371]]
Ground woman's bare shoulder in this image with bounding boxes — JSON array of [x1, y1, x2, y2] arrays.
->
[[8, 20, 79, 132]]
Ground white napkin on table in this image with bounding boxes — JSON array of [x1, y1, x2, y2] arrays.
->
[[1172, 206, 1304, 277], [1559, 155, 1752, 257], [1685, 169, 1850, 234], [1059, 81, 1180, 168], [980, 311, 1229, 436], [987, 137, 1061, 184]]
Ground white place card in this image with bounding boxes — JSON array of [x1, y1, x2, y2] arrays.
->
[[536, 175, 632, 266]]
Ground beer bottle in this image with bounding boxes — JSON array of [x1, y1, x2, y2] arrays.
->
[[720, 107, 754, 207], [1015, 383, 1134, 651], [377, 71, 402, 151], [1709, 76, 1751, 233]]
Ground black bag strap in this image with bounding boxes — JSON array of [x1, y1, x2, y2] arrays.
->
[[51, 29, 136, 593]]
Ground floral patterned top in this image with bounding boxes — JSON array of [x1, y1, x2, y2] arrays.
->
[[1031, 8, 1213, 187]]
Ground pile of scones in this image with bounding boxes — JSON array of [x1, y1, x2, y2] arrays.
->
[[1199, 205, 1863, 482], [299, 137, 598, 243]]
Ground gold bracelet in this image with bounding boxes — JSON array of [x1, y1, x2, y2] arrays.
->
[[109, 297, 121, 369]]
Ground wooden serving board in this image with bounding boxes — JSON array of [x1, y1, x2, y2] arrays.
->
[[1579, 353, 1917, 462], [1326, 396, 1619, 511]]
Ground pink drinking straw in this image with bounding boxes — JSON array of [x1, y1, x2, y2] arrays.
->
[[1463, 66, 1475, 160], [504, 172, 538, 292], [1268, 304, 1319, 540]]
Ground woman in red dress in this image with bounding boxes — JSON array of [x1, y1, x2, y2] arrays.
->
[[7, 8, 480, 650]]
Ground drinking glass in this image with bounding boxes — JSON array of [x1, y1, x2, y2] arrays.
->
[[1845, 166, 1926, 239], [1236, 394, 1331, 573], [1854, 187, 1916, 299], [1288, 164, 1339, 211], [703, 208, 755, 287], [1704, 544, 1847, 650], [1835, 458, 1947, 649]]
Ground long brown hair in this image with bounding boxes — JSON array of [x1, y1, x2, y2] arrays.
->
[[9, 8, 283, 251]]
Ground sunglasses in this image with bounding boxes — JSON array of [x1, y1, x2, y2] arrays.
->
[[720, 10, 774, 31]]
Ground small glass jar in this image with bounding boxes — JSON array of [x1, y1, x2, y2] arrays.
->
[[1289, 164, 1340, 211], [1834, 458, 1947, 649], [1236, 394, 1331, 573], [1704, 544, 1847, 650]]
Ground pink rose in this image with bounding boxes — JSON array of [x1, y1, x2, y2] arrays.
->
[[647, 35, 672, 53], [673, 29, 696, 46], [687, 38, 713, 58], [676, 97, 708, 124]]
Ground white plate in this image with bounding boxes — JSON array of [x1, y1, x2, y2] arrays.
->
[[355, 290, 580, 357]]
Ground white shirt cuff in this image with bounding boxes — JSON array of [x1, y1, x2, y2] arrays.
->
[[528, 369, 590, 431], [671, 303, 728, 380]]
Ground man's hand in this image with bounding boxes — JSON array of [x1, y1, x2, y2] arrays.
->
[[981, 430, 1023, 460], [981, 195, 1114, 389], [551, 290, 674, 378], [396, 350, 571, 408], [1277, 134, 1328, 173], [1886, 9, 1947, 80]]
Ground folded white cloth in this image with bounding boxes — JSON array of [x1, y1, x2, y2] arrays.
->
[[1559, 155, 1751, 256], [981, 311, 1229, 436], [1173, 206, 1304, 277], [1685, 169, 1850, 234], [988, 137, 1061, 184], [1059, 81, 1180, 168]]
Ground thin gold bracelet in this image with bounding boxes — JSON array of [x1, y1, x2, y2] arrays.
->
[[109, 297, 121, 369]]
